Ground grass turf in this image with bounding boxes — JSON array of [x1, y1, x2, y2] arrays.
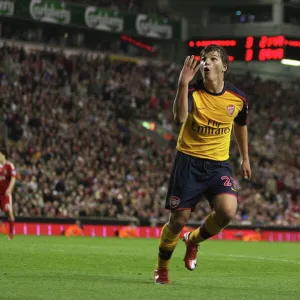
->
[[0, 235, 299, 300]]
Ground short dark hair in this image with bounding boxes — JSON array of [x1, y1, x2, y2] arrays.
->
[[200, 44, 229, 68]]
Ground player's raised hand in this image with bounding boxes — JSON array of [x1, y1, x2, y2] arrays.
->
[[178, 55, 200, 86]]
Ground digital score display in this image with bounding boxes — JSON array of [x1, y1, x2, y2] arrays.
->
[[187, 36, 300, 62]]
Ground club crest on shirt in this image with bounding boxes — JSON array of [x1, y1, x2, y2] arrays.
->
[[227, 105, 235, 116], [170, 196, 180, 208]]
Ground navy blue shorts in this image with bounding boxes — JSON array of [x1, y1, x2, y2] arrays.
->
[[165, 151, 238, 211]]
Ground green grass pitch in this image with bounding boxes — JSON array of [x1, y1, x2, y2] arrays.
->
[[0, 235, 300, 300]]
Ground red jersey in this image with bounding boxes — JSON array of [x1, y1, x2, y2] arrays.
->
[[0, 161, 17, 195]]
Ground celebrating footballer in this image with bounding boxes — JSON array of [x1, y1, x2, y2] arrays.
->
[[154, 45, 251, 284]]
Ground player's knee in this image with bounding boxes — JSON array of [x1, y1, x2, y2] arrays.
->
[[168, 219, 185, 233], [216, 206, 237, 227], [168, 211, 190, 233]]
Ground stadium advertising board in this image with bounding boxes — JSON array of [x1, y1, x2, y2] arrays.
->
[[3, 222, 300, 242], [29, 0, 71, 24], [2, 0, 181, 40], [135, 14, 173, 40], [84, 6, 124, 32], [0, 0, 14, 16]]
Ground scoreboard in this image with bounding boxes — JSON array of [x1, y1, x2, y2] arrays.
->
[[187, 36, 300, 62]]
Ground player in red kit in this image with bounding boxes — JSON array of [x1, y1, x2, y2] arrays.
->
[[0, 152, 17, 239]]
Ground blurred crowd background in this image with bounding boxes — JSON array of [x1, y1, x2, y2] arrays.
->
[[0, 0, 299, 227], [1, 44, 299, 227]]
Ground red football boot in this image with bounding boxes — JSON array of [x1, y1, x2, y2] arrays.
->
[[154, 268, 170, 284], [183, 232, 199, 271]]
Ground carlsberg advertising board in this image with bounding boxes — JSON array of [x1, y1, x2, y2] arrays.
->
[[0, 0, 14, 16], [84, 6, 124, 32], [135, 14, 173, 39], [29, 0, 71, 24], [4, 1, 181, 40]]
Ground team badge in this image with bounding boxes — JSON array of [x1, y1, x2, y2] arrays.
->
[[170, 196, 180, 209], [227, 105, 235, 116]]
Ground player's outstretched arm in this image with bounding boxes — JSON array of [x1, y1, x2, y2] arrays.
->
[[173, 55, 200, 123], [233, 123, 252, 180], [5, 177, 16, 196]]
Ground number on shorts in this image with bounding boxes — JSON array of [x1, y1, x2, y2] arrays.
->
[[230, 177, 237, 190], [221, 176, 232, 187]]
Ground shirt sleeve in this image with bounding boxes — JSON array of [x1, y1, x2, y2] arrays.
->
[[234, 99, 248, 126], [8, 163, 17, 178]]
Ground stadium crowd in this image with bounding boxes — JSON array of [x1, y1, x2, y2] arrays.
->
[[0, 44, 299, 226]]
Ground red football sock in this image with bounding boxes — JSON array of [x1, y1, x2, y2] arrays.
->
[[9, 220, 15, 235]]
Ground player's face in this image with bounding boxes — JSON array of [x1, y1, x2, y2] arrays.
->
[[200, 51, 227, 81]]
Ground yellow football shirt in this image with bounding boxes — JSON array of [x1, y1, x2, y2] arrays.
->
[[177, 80, 248, 161]]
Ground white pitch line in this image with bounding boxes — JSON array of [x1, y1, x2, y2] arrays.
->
[[205, 253, 300, 265], [27, 243, 300, 265]]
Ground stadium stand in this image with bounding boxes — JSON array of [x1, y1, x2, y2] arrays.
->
[[63, 0, 141, 11], [0, 44, 299, 226], [61, 0, 164, 15]]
